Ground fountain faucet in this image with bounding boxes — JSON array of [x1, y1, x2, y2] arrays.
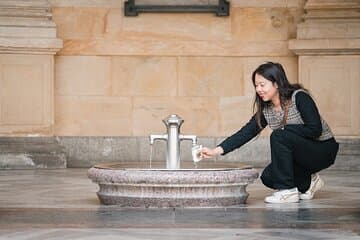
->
[[149, 114, 197, 169]]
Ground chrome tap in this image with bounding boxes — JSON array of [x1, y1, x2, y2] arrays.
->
[[149, 134, 168, 145], [179, 134, 197, 146], [149, 114, 197, 169]]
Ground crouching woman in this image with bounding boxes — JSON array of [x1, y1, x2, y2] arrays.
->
[[201, 62, 339, 203]]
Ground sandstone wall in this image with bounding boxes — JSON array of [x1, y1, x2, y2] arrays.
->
[[0, 0, 359, 169], [51, 0, 304, 137]]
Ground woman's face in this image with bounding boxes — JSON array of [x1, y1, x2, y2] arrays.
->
[[254, 73, 279, 103]]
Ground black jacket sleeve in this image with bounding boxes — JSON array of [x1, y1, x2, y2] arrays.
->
[[284, 91, 323, 139], [218, 113, 267, 155]]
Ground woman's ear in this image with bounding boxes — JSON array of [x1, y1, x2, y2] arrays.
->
[[274, 82, 279, 89]]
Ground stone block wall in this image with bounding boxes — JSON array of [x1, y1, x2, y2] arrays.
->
[[51, 0, 303, 137], [1, 0, 359, 170]]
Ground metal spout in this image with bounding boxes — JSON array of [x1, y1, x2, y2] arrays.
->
[[149, 114, 197, 169], [179, 134, 197, 146], [149, 134, 167, 145]]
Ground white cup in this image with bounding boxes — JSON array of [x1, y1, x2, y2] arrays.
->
[[192, 144, 203, 163]]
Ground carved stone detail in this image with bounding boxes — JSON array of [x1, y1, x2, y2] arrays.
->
[[289, 0, 360, 55], [288, 0, 360, 137], [0, 0, 62, 54]]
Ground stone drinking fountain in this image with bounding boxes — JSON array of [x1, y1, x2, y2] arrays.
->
[[88, 114, 258, 207]]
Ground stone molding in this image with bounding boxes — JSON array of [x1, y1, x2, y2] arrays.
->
[[0, 38, 62, 54], [304, 0, 360, 10], [0, 0, 62, 54], [289, 0, 360, 55], [0, 0, 52, 18], [289, 38, 360, 55]]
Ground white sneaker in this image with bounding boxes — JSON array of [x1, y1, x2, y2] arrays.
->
[[300, 173, 324, 200], [264, 187, 299, 203]]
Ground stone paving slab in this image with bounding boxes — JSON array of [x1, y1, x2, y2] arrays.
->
[[0, 228, 359, 240], [0, 169, 358, 239], [0, 207, 359, 232]]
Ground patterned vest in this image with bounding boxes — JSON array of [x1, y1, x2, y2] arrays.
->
[[263, 89, 334, 141]]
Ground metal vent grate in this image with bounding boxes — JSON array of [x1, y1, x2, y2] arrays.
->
[[124, 0, 230, 17]]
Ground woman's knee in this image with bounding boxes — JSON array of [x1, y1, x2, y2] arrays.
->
[[270, 129, 286, 143], [270, 129, 297, 146]]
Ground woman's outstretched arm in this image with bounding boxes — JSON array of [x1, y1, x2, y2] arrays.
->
[[201, 113, 267, 158]]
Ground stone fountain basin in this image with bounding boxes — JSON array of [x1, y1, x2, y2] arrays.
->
[[88, 162, 259, 208]]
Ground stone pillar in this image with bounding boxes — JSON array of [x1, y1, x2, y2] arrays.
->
[[0, 0, 65, 169], [289, 0, 360, 170]]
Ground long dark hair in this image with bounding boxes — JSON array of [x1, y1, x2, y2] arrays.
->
[[252, 62, 304, 128]]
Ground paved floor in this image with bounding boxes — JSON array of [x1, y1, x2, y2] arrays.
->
[[0, 169, 359, 239]]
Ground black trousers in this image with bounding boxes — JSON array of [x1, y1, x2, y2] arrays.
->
[[260, 129, 339, 193]]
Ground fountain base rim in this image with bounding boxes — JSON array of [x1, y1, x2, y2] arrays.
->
[[93, 161, 254, 171]]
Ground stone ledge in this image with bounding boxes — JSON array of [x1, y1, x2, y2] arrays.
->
[[288, 38, 360, 55], [305, 0, 360, 10], [296, 22, 360, 39], [0, 37, 63, 54], [0, 137, 67, 169], [0, 17, 56, 27], [58, 136, 359, 171], [332, 137, 360, 171], [0, 0, 50, 8], [0, 26, 57, 38], [0, 153, 66, 169], [0, 1, 51, 19]]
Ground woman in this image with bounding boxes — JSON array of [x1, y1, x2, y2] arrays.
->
[[201, 62, 339, 204]]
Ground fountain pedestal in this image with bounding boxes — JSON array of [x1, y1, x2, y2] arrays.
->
[[88, 162, 258, 207]]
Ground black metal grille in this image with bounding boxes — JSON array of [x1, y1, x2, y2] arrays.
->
[[124, 0, 230, 17]]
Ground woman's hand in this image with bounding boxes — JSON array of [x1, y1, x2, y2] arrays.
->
[[200, 146, 224, 159]]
